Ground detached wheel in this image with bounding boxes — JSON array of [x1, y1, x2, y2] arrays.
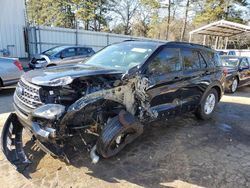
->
[[230, 77, 238, 93], [97, 115, 142, 158], [195, 88, 218, 120]]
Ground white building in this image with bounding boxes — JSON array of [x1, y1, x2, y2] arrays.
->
[[0, 0, 27, 57]]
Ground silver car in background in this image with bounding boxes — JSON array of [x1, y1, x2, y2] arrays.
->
[[0, 57, 24, 87], [29, 46, 95, 69]]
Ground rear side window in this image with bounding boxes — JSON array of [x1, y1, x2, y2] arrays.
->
[[202, 50, 221, 67], [62, 48, 76, 58], [78, 48, 91, 55], [148, 48, 181, 75], [181, 49, 200, 70], [198, 52, 207, 69]]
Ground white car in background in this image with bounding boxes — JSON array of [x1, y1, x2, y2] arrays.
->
[[0, 57, 24, 87]]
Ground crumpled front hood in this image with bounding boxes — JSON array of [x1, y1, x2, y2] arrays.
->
[[32, 54, 51, 63], [23, 64, 123, 86]]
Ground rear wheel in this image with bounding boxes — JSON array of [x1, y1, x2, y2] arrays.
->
[[195, 88, 218, 120], [96, 115, 143, 158], [230, 77, 238, 93]]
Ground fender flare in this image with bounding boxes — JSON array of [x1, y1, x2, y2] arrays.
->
[[199, 81, 223, 105]]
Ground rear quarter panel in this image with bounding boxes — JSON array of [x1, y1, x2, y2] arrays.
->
[[0, 58, 23, 86]]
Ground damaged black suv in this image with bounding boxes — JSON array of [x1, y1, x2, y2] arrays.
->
[[1, 41, 225, 169]]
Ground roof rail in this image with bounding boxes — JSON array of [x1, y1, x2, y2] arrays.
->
[[167, 41, 211, 49]]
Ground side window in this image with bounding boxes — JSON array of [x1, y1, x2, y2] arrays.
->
[[198, 52, 207, 69], [148, 48, 181, 75], [62, 48, 76, 58], [201, 51, 220, 67], [181, 49, 200, 70], [240, 58, 249, 67], [78, 48, 90, 55]]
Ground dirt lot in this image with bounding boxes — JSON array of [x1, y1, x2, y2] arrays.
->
[[0, 86, 250, 188]]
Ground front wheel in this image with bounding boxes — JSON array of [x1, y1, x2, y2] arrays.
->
[[96, 115, 143, 158], [195, 88, 218, 120]]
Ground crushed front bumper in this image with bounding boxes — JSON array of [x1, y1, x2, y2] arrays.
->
[[1, 113, 31, 172], [1, 113, 67, 172]]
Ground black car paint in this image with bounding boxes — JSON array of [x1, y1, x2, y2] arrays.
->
[[24, 64, 123, 86], [1, 41, 225, 172]]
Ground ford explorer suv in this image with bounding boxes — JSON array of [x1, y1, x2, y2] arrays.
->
[[1, 41, 225, 172]]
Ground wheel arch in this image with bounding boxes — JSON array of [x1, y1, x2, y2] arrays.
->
[[200, 81, 223, 104], [211, 85, 222, 101], [59, 97, 126, 132]]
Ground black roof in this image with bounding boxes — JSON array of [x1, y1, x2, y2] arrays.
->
[[122, 40, 213, 51]]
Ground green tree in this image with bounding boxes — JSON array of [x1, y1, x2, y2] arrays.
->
[[27, 0, 75, 28], [26, 0, 110, 30], [194, 0, 249, 25]]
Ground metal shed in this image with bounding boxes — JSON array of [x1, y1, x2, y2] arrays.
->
[[0, 0, 27, 58], [189, 20, 250, 49]]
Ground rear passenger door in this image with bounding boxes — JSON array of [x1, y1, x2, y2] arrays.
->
[[180, 48, 209, 112], [75, 48, 93, 63], [59, 48, 77, 64], [144, 47, 184, 118]]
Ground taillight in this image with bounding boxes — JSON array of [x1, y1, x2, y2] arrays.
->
[[223, 68, 228, 76], [14, 60, 23, 71]]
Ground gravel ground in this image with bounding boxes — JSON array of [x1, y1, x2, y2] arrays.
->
[[0, 86, 250, 188]]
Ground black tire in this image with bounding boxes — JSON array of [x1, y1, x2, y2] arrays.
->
[[229, 77, 238, 93], [195, 88, 218, 120], [0, 78, 3, 89], [46, 64, 56, 67], [96, 116, 142, 158]]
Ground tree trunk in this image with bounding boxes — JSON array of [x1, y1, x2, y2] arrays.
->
[[166, 0, 171, 40], [180, 0, 190, 41]]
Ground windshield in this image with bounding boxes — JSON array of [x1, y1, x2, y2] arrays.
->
[[85, 42, 159, 71], [221, 57, 240, 67], [42, 46, 66, 56]]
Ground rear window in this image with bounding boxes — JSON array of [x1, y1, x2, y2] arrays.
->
[[221, 57, 239, 67]]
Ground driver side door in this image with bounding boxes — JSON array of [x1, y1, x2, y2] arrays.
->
[[143, 47, 184, 119]]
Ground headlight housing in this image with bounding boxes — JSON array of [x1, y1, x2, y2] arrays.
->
[[36, 76, 73, 86], [32, 104, 65, 120]]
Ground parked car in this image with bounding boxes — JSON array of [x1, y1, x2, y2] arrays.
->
[[221, 55, 250, 93], [0, 57, 23, 87], [29, 46, 95, 69], [2, 41, 225, 171], [217, 50, 236, 56]]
